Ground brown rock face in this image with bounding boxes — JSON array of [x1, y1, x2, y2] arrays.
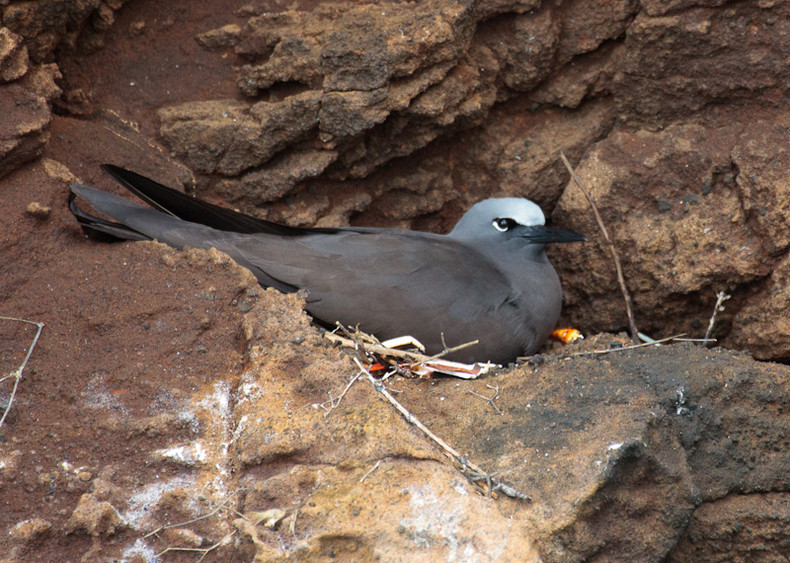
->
[[615, 6, 790, 124], [2, 0, 790, 561]]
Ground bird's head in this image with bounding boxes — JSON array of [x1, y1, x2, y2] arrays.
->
[[448, 198, 585, 249]]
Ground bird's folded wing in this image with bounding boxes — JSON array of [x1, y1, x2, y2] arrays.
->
[[230, 230, 519, 339]]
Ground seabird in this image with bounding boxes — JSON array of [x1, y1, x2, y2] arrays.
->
[[69, 165, 584, 363]]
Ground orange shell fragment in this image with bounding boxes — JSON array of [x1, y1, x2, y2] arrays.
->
[[550, 328, 584, 344]]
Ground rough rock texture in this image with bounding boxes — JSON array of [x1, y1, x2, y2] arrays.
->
[[551, 117, 784, 347], [1, 0, 120, 63], [0, 27, 29, 82], [3, 166, 789, 560], [0, 0, 124, 174], [157, 0, 633, 197], [614, 5, 789, 124], [0, 33, 61, 179], [2, 0, 790, 560], [668, 494, 790, 561]]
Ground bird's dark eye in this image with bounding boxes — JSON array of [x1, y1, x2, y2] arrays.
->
[[493, 218, 517, 232]]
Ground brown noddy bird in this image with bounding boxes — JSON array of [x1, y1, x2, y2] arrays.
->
[[69, 165, 584, 364]]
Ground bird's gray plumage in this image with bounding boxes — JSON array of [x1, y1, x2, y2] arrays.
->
[[70, 166, 584, 364]]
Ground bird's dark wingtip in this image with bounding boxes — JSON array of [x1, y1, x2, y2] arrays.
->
[[100, 164, 151, 190], [98, 164, 350, 237], [100, 163, 122, 174]]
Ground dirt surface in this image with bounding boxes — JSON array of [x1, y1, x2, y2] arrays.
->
[[2, 0, 790, 561]]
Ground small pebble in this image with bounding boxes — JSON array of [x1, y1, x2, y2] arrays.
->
[[26, 202, 51, 219]]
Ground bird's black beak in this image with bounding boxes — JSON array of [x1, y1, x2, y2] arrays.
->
[[519, 225, 586, 244]]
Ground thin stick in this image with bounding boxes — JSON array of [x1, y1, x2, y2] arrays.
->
[[325, 326, 479, 366], [143, 490, 240, 538], [0, 316, 44, 429], [354, 358, 465, 459], [563, 333, 686, 357], [559, 152, 640, 343], [360, 460, 382, 482], [417, 338, 479, 365], [704, 291, 731, 343], [323, 372, 363, 417], [326, 328, 425, 362], [156, 531, 234, 561], [353, 357, 530, 501], [467, 385, 503, 416]]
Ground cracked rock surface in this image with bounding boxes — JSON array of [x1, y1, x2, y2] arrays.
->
[[2, 0, 790, 561]]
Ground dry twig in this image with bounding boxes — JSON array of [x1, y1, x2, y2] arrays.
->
[[360, 460, 382, 483], [143, 491, 241, 540], [704, 291, 731, 344], [156, 534, 233, 562], [324, 326, 527, 499], [326, 324, 479, 367], [322, 371, 364, 416], [1, 316, 44, 429], [564, 333, 686, 357], [559, 152, 639, 343], [325, 325, 423, 363], [353, 357, 530, 501], [144, 490, 241, 560], [467, 384, 503, 416], [326, 323, 483, 379], [417, 335, 480, 365]]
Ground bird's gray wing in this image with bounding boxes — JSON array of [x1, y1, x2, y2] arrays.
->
[[230, 230, 525, 353], [71, 184, 517, 318]]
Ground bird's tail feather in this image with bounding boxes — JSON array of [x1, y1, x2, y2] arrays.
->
[[70, 182, 198, 243], [101, 165, 309, 236], [69, 186, 151, 242]]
